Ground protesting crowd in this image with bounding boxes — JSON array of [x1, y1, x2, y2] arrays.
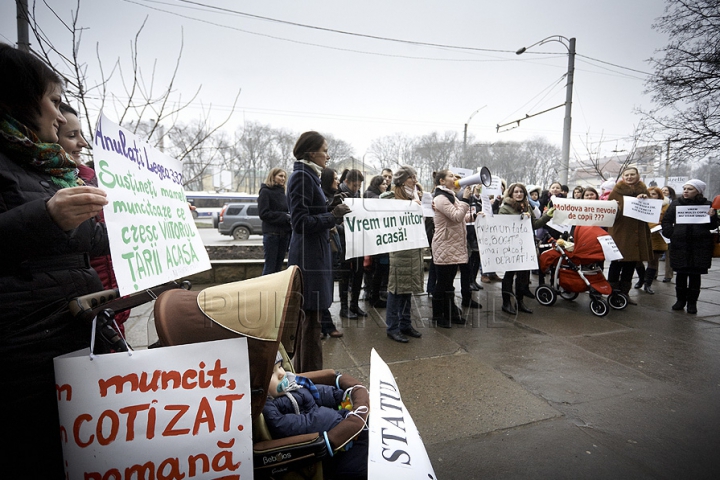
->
[[1, 42, 720, 478]]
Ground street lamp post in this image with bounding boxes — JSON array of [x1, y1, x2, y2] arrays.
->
[[463, 105, 487, 168], [516, 36, 576, 186]]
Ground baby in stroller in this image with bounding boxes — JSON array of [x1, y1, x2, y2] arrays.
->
[[264, 352, 369, 479]]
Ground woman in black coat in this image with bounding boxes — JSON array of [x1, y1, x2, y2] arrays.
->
[[662, 179, 718, 314], [287, 132, 350, 371], [258, 167, 292, 275], [0, 43, 109, 478]]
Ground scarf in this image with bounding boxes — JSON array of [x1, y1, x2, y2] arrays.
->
[[0, 114, 80, 188], [298, 159, 323, 177], [403, 185, 419, 201]]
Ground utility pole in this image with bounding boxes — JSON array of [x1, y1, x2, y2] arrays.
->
[[561, 37, 576, 187], [16, 0, 30, 52], [664, 138, 671, 184]]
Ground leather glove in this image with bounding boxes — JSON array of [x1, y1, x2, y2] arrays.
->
[[332, 203, 351, 221], [330, 192, 350, 208]]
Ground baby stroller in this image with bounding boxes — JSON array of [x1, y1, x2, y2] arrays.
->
[[535, 226, 629, 317], [70, 267, 369, 479]]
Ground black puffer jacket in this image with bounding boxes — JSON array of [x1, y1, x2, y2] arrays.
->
[[662, 195, 718, 274], [0, 150, 108, 393], [258, 183, 291, 235]]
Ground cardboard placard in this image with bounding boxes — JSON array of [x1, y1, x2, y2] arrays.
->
[[676, 205, 711, 224], [342, 198, 429, 258], [54, 338, 253, 479], [475, 215, 539, 272], [623, 196, 663, 223], [368, 349, 436, 479], [94, 114, 211, 295], [551, 198, 618, 227]]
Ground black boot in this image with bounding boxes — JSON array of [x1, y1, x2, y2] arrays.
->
[[672, 286, 687, 311], [686, 289, 700, 314], [339, 294, 357, 319], [349, 290, 367, 317], [501, 292, 517, 315], [432, 297, 450, 328], [516, 287, 533, 313], [450, 298, 466, 324], [643, 268, 656, 294]]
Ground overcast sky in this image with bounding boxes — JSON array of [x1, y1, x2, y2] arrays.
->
[[1, 0, 669, 161]]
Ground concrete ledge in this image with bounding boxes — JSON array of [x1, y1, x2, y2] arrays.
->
[[182, 256, 433, 285]]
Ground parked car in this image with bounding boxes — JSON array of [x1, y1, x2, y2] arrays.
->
[[218, 203, 262, 240]]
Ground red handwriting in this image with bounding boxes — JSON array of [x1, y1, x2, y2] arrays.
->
[[97, 359, 229, 397], [70, 394, 244, 448], [81, 439, 241, 479]]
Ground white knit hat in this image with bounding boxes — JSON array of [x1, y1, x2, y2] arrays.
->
[[683, 179, 706, 195]]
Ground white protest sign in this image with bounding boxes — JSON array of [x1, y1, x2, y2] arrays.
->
[[668, 176, 689, 193], [546, 219, 572, 234], [54, 338, 253, 480], [482, 177, 503, 197], [343, 198, 428, 258], [368, 349, 436, 479], [449, 166, 473, 179], [480, 193, 493, 217], [421, 192, 434, 218], [650, 225, 662, 233], [550, 198, 618, 227], [597, 235, 623, 261], [475, 214, 538, 272], [94, 114, 211, 295], [623, 196, 663, 223], [676, 205, 711, 224]]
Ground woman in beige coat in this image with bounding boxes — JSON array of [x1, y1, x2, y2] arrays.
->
[[431, 169, 474, 328]]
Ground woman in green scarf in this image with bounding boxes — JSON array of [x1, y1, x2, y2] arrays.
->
[[0, 43, 109, 478]]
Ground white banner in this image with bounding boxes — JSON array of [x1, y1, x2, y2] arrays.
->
[[676, 205, 711, 224], [94, 114, 211, 295], [597, 235, 623, 261], [475, 215, 538, 272], [343, 198, 429, 258], [623, 196, 663, 223], [551, 198, 618, 227], [54, 338, 253, 480], [368, 349, 436, 479], [421, 192, 434, 218]]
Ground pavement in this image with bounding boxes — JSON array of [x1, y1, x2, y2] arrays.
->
[[124, 257, 720, 479]]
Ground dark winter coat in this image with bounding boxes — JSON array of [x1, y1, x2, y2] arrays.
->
[[258, 183, 292, 235], [662, 195, 718, 274], [608, 180, 653, 262], [262, 384, 347, 439], [287, 161, 337, 310]]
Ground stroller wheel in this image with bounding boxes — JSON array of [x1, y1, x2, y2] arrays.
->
[[559, 288, 579, 301], [590, 298, 610, 317], [535, 285, 557, 306], [608, 292, 629, 310]]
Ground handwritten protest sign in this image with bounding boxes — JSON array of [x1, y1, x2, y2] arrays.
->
[[676, 205, 711, 224], [94, 114, 211, 295], [482, 177, 503, 197], [421, 192, 434, 217], [597, 235, 623, 261], [343, 198, 428, 258], [54, 338, 253, 480], [368, 349, 436, 479], [623, 196, 663, 223], [480, 193, 493, 217], [550, 198, 618, 227], [475, 215, 538, 272]]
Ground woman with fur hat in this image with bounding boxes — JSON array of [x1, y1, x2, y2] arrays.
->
[[498, 183, 554, 314], [607, 166, 653, 304], [661, 179, 718, 313], [380, 165, 425, 342]]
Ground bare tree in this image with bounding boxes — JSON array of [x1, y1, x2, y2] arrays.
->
[[643, 0, 720, 158], [24, 0, 240, 185]]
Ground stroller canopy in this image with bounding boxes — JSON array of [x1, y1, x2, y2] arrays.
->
[[569, 226, 610, 264]]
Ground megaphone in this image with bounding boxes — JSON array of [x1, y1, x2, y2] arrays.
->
[[455, 166, 492, 188]]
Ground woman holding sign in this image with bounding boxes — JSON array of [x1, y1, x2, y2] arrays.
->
[[662, 179, 718, 314], [498, 183, 555, 314], [0, 44, 109, 477], [607, 166, 653, 304], [287, 132, 351, 371]]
